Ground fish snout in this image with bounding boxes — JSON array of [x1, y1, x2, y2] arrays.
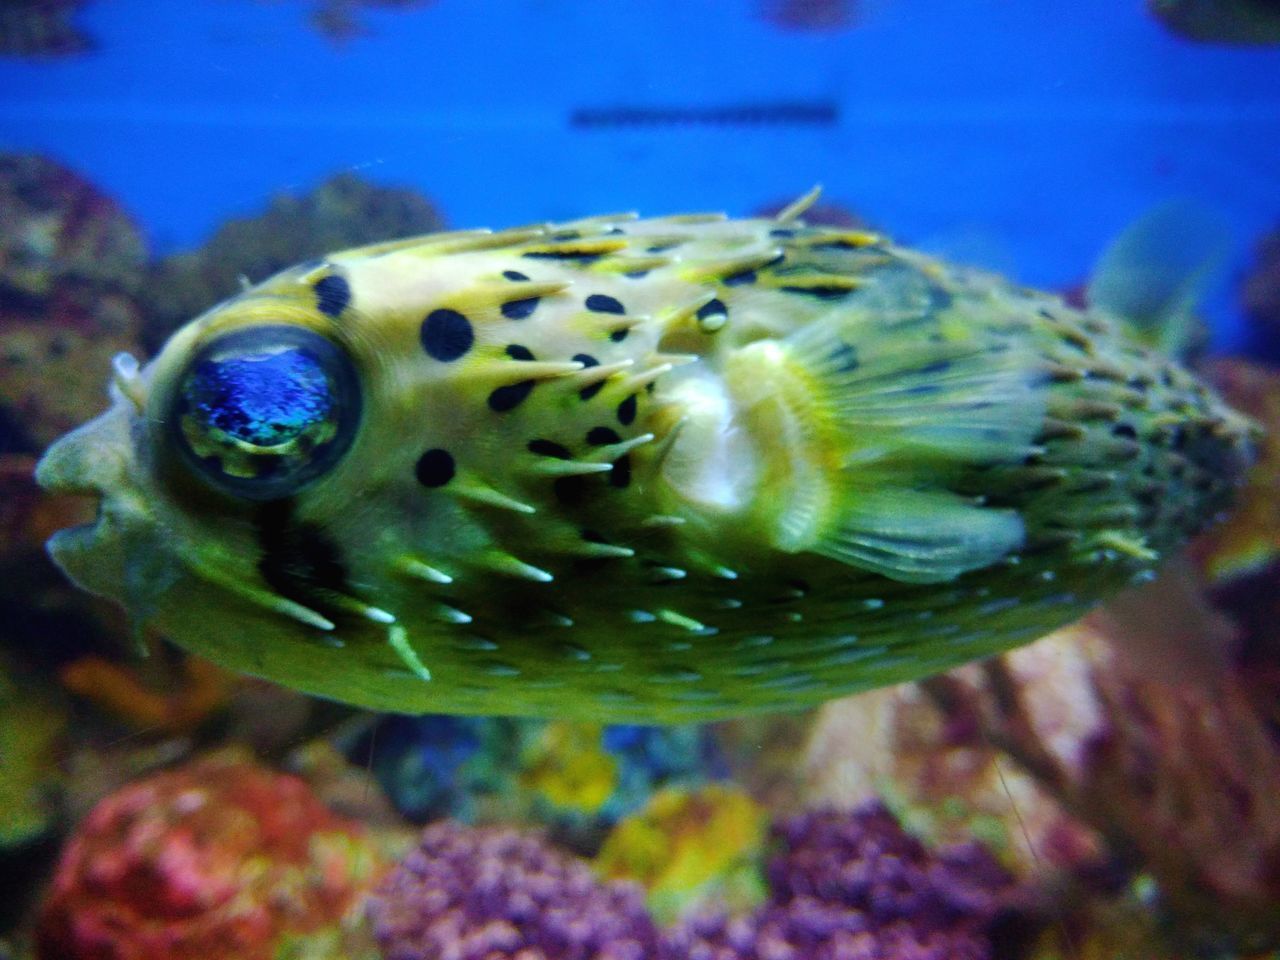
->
[[35, 401, 164, 607]]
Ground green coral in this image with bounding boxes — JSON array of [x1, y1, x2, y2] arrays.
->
[[0, 662, 66, 848]]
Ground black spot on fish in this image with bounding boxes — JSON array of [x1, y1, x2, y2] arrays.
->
[[610, 454, 631, 488], [415, 448, 456, 488], [927, 286, 954, 311], [624, 270, 650, 279], [769, 228, 795, 238], [503, 270, 529, 281], [255, 500, 349, 610], [917, 360, 952, 376], [522, 249, 603, 263], [697, 298, 728, 324], [489, 381, 535, 412], [617, 394, 637, 426], [609, 327, 630, 343], [506, 344, 535, 361], [587, 426, 622, 446], [779, 284, 851, 300], [724, 270, 756, 286], [554, 476, 587, 506], [421, 309, 474, 362], [528, 438, 571, 459], [551, 230, 581, 242], [1112, 422, 1138, 440], [574, 353, 605, 400], [586, 293, 625, 314], [313, 274, 351, 318], [501, 297, 539, 320]]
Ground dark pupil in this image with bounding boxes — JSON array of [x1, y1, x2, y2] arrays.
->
[[189, 349, 332, 447]]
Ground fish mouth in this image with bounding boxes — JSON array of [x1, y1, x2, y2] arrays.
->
[[34, 402, 152, 600], [35, 460, 107, 559], [39, 478, 117, 583]]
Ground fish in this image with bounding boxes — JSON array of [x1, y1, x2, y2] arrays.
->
[[36, 190, 1259, 723]]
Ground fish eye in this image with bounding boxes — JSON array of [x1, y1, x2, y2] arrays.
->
[[169, 325, 361, 501]]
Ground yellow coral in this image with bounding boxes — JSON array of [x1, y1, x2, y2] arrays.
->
[[519, 721, 618, 813], [595, 784, 767, 922], [1198, 360, 1280, 581]]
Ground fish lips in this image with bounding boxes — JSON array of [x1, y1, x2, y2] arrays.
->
[[36, 401, 172, 613]]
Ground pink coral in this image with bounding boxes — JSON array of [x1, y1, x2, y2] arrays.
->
[[36, 751, 387, 960]]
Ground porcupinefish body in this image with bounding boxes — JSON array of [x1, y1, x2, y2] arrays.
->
[[37, 195, 1257, 722]]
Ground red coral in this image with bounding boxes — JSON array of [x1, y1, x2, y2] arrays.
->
[[36, 751, 385, 960]]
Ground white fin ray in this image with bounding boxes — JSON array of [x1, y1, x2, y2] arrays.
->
[[812, 488, 1025, 584], [776, 304, 1044, 583]]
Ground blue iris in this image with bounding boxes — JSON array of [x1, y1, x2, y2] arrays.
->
[[171, 325, 361, 500], [191, 349, 332, 447]]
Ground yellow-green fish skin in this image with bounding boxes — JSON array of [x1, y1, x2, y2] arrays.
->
[[36, 206, 1258, 723]]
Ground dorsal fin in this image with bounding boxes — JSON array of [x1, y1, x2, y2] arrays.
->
[[1086, 199, 1232, 357]]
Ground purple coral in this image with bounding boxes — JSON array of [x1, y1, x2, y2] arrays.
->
[[369, 821, 660, 960], [664, 803, 1022, 960]]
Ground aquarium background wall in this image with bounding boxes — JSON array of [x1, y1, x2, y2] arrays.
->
[[4, 3, 1280, 960], [3, 0, 1279, 347]]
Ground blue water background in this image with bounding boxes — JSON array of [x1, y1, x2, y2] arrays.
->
[[1, 0, 1278, 348]]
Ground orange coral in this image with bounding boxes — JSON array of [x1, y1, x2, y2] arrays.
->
[[59, 654, 233, 734]]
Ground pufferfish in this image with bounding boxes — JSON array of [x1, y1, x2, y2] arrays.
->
[[37, 190, 1258, 723]]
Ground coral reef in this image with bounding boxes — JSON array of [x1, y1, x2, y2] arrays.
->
[[369, 820, 661, 960], [801, 679, 1102, 878], [1195, 359, 1280, 581], [595, 784, 768, 923], [663, 803, 1027, 960], [0, 1, 93, 58], [521, 722, 726, 845], [348, 714, 540, 826], [354, 715, 727, 852], [0, 658, 67, 848], [140, 172, 444, 352], [371, 806, 1025, 960], [921, 614, 1280, 956], [58, 654, 234, 736], [35, 750, 390, 960], [522, 721, 621, 816], [0, 154, 147, 450]]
